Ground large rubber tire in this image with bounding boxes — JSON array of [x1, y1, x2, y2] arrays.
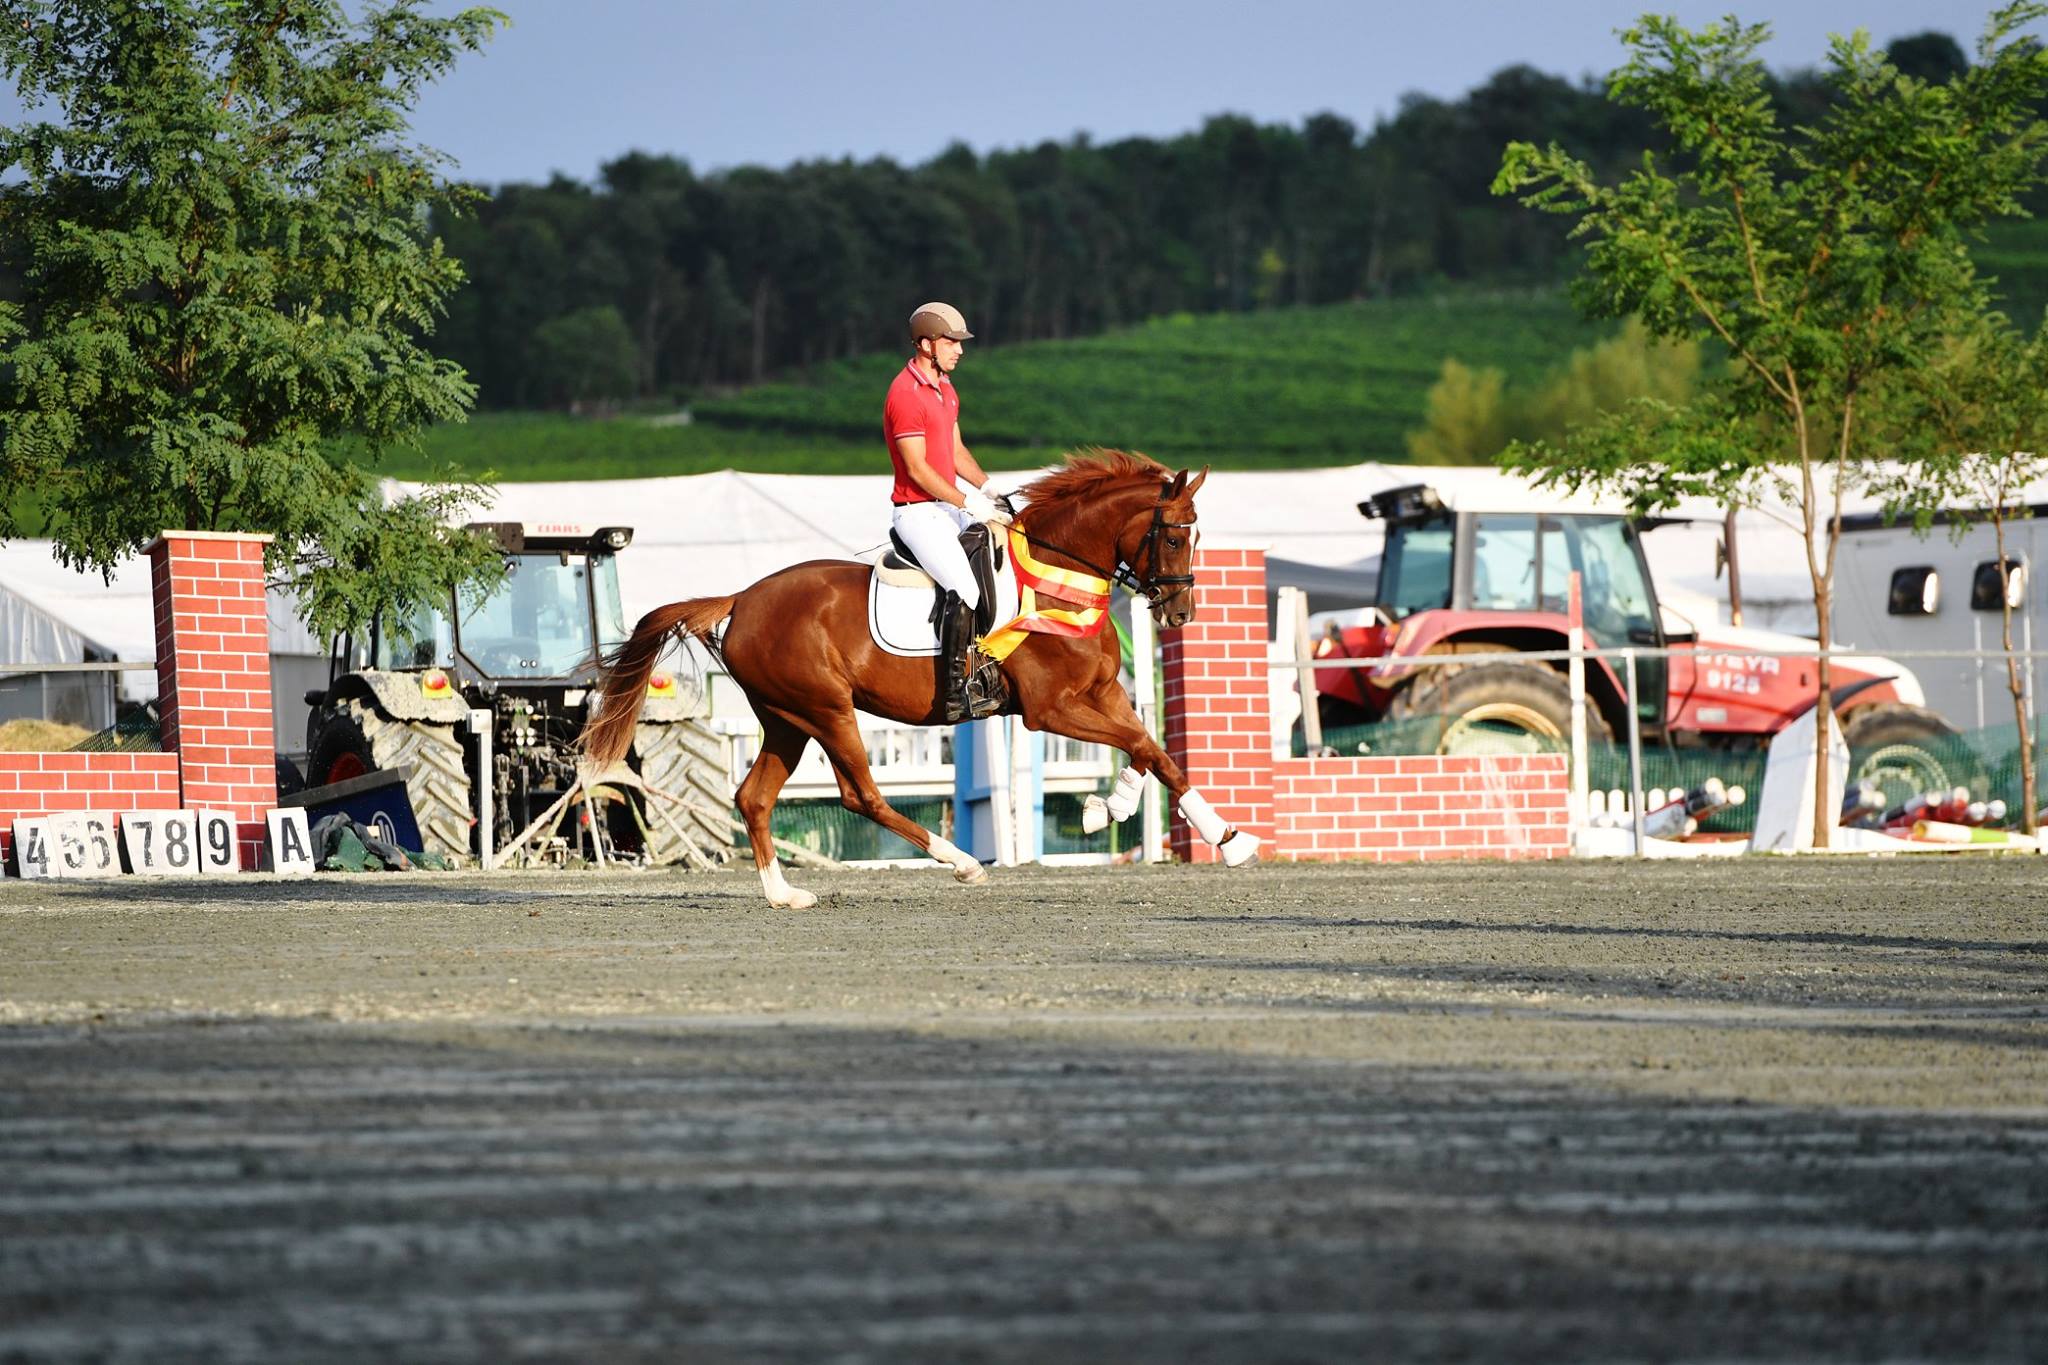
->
[[1842, 702, 1986, 809], [308, 698, 472, 863], [632, 718, 737, 866], [1388, 661, 1614, 757]]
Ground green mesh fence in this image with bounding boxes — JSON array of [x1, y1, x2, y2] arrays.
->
[[768, 781, 1121, 863], [70, 707, 163, 753], [1300, 715, 2048, 834]]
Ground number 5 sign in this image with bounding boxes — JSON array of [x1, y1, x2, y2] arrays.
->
[[52, 813, 120, 878]]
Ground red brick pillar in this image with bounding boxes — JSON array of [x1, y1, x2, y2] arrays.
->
[[1162, 544, 1275, 862], [147, 532, 277, 867]]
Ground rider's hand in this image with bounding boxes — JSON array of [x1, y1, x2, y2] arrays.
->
[[963, 487, 1014, 527]]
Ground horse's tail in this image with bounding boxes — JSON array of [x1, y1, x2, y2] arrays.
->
[[581, 595, 736, 768]]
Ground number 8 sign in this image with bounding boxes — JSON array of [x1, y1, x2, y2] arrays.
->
[[120, 812, 202, 877]]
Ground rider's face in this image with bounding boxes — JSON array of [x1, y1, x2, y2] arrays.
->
[[925, 336, 964, 373]]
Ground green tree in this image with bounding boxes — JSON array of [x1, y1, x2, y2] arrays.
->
[[1493, 5, 2048, 847], [1874, 316, 2048, 832], [1518, 319, 1701, 438], [0, 0, 506, 639], [1407, 358, 1508, 465], [532, 305, 640, 410]]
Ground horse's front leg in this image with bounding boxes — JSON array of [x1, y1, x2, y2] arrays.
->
[[1020, 677, 1260, 868]]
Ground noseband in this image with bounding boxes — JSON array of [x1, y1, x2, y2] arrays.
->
[[1024, 482, 1196, 607]]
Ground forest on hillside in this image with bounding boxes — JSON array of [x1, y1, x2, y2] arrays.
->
[[431, 31, 1979, 409]]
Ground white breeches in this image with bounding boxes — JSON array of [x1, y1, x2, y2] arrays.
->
[[892, 500, 980, 610]]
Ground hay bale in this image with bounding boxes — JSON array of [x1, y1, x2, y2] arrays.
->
[[0, 718, 93, 752]]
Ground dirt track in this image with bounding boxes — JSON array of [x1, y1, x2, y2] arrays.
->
[[2, 857, 2044, 1362]]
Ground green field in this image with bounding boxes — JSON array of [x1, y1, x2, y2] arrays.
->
[[374, 289, 1608, 482]]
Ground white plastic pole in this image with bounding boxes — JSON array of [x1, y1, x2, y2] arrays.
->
[[1290, 587, 1322, 754], [1130, 605, 1164, 863], [1623, 649, 1646, 857], [469, 708, 494, 869], [1566, 572, 1588, 835]]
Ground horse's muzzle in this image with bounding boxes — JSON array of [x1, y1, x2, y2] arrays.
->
[[1154, 588, 1198, 630]]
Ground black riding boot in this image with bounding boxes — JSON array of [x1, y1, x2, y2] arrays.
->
[[939, 591, 1007, 723]]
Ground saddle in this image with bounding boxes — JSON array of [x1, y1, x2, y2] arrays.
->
[[884, 523, 1004, 637], [867, 523, 1017, 659]]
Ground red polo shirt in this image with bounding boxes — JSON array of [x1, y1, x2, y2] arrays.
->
[[883, 359, 960, 505]]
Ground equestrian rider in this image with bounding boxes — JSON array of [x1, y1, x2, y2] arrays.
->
[[884, 301, 1012, 722]]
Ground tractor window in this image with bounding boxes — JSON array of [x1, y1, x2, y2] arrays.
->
[[375, 601, 451, 670], [1470, 515, 1540, 612], [1574, 517, 1656, 643], [456, 554, 598, 678], [1378, 518, 1454, 619], [590, 554, 629, 648]]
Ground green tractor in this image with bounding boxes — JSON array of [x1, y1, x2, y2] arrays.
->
[[303, 522, 733, 868]]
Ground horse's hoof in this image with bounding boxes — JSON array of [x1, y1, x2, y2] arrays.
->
[[1080, 795, 1110, 834], [953, 860, 989, 885], [769, 887, 818, 910], [1220, 831, 1262, 868]]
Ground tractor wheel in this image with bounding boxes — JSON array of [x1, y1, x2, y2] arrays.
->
[[308, 698, 472, 863], [1388, 661, 1613, 757], [632, 718, 737, 866], [1842, 702, 1985, 811]]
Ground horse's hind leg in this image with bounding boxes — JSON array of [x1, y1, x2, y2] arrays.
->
[[739, 712, 818, 909], [814, 708, 987, 885]]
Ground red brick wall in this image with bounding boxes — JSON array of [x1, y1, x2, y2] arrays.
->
[[0, 753, 183, 864], [1161, 546, 1275, 862], [148, 531, 278, 865], [1274, 754, 1569, 862], [1158, 543, 1573, 863]]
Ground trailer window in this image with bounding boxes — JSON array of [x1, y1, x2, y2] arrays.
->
[[1379, 519, 1453, 619]]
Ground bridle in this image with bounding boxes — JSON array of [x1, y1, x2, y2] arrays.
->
[[1021, 481, 1197, 607]]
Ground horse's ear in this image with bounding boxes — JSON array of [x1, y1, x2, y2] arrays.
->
[[1184, 466, 1209, 499], [1165, 469, 1188, 498]]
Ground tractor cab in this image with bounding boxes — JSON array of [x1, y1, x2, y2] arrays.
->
[[358, 522, 635, 688]]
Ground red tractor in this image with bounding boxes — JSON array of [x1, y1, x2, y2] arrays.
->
[[1310, 484, 1963, 789]]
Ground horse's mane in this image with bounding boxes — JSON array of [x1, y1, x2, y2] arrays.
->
[[1016, 448, 1167, 528]]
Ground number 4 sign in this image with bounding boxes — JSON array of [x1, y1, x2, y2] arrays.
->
[[121, 812, 203, 877], [10, 817, 56, 879]]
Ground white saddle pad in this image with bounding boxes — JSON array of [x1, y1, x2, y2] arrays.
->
[[866, 551, 1020, 658]]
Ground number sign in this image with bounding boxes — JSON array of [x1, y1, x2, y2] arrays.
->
[[194, 810, 240, 874], [11, 817, 57, 879], [53, 813, 120, 878], [121, 812, 202, 877]]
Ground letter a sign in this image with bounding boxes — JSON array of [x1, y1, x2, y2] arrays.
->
[[266, 808, 316, 877]]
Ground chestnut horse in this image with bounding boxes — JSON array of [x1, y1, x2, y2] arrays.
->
[[583, 449, 1260, 908]]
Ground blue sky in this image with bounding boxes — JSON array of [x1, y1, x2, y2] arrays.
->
[[2, 2, 2019, 186]]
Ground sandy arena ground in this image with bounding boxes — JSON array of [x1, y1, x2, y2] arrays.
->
[[1, 856, 2044, 1362]]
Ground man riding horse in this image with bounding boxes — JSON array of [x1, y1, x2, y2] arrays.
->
[[884, 301, 1011, 722]]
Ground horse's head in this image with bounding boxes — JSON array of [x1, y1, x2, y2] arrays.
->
[[1119, 465, 1208, 629], [1017, 450, 1210, 628]]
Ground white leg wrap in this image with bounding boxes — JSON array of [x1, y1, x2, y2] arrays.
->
[[926, 834, 988, 884], [1177, 790, 1230, 845], [1106, 766, 1145, 822], [1180, 790, 1262, 867], [1081, 795, 1111, 834], [759, 861, 817, 910]]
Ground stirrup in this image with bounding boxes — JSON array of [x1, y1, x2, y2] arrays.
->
[[961, 655, 1007, 720]]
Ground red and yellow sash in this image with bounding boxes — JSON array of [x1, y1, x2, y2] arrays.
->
[[977, 526, 1112, 662]]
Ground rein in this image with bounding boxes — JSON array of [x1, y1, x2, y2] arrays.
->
[[1021, 483, 1195, 606]]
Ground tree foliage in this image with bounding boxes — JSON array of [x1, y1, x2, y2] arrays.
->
[[1493, 4, 2048, 846], [1407, 321, 1701, 464], [0, 0, 507, 638]]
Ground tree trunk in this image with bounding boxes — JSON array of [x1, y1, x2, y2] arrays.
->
[[1812, 580, 1834, 850], [749, 276, 770, 385], [1994, 514, 2036, 834]]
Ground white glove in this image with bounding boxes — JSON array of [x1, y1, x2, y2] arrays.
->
[[963, 487, 1014, 527]]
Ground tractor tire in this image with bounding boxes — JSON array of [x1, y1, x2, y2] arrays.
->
[[632, 718, 737, 866], [308, 698, 473, 863], [1388, 661, 1613, 757], [1842, 702, 1986, 810]]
